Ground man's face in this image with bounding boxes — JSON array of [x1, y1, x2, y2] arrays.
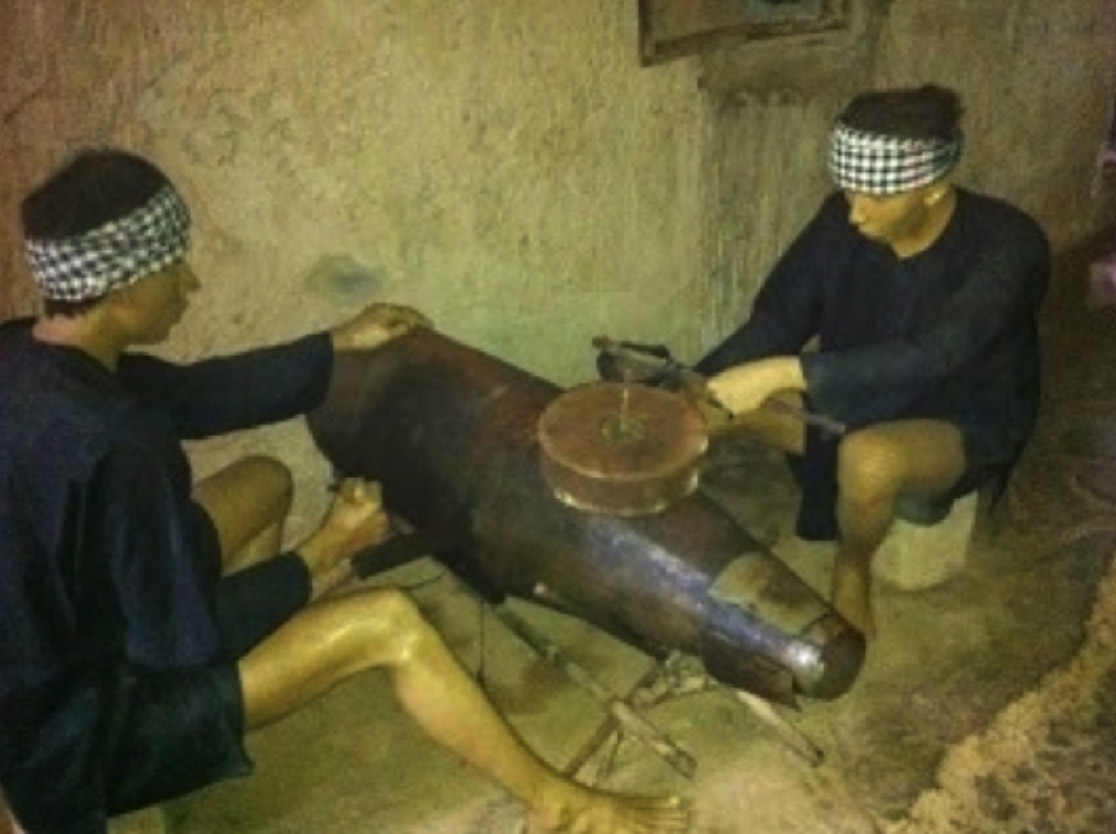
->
[[114, 260, 200, 344], [843, 185, 936, 247]]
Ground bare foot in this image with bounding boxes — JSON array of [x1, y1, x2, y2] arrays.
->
[[526, 785, 690, 834], [832, 560, 876, 640]]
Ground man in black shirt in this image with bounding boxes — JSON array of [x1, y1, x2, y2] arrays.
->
[[0, 149, 689, 834], [697, 85, 1049, 639]]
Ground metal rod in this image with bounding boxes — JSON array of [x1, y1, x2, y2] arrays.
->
[[760, 396, 846, 437], [593, 335, 845, 436], [730, 689, 825, 767], [491, 604, 698, 780]]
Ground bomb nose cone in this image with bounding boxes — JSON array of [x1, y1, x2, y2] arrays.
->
[[797, 614, 866, 700]]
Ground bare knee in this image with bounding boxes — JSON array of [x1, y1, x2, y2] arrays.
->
[[194, 454, 294, 522], [239, 454, 294, 513], [838, 421, 966, 508], [239, 588, 439, 727], [837, 431, 903, 506], [196, 455, 296, 570], [324, 588, 437, 670], [365, 588, 431, 658]]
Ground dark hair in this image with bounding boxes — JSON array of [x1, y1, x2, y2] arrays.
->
[[836, 84, 963, 142], [23, 148, 175, 317], [21, 147, 174, 241]]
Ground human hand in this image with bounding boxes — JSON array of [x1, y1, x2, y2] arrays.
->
[[298, 478, 391, 578], [323, 478, 391, 552], [705, 357, 805, 416], [330, 302, 432, 352], [677, 376, 734, 435]]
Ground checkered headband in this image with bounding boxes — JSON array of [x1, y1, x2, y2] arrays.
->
[[828, 122, 963, 195], [24, 185, 191, 301]]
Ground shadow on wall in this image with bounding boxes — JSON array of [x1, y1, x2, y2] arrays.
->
[[301, 255, 385, 302]]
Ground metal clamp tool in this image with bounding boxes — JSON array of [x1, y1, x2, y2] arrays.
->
[[592, 335, 846, 437]]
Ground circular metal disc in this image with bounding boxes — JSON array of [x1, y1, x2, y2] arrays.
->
[[537, 381, 708, 516]]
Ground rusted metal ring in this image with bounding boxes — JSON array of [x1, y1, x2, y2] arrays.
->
[[537, 381, 708, 516]]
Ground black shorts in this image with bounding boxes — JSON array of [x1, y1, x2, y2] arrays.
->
[[790, 416, 1017, 540], [2, 663, 251, 833]]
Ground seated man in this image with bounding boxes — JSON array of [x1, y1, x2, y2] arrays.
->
[[697, 84, 1050, 638], [0, 148, 689, 834]]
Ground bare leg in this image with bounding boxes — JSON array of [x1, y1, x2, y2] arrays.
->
[[0, 793, 23, 834], [193, 456, 356, 602], [192, 455, 294, 573], [239, 589, 689, 833], [833, 420, 966, 637]]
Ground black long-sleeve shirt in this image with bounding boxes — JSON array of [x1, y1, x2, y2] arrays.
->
[[0, 320, 331, 780], [698, 188, 1049, 458], [696, 188, 1049, 536]]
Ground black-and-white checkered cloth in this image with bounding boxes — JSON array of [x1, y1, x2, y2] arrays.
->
[[24, 185, 191, 301], [828, 121, 963, 195]]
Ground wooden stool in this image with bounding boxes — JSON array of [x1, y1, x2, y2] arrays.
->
[[873, 491, 980, 590]]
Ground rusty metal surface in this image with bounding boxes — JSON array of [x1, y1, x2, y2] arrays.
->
[[538, 381, 707, 516], [307, 328, 864, 702]]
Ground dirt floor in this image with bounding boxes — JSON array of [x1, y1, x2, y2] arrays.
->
[[135, 236, 1116, 834]]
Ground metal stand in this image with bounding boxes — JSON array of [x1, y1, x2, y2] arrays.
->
[[633, 653, 824, 768], [490, 604, 697, 780], [490, 604, 823, 781], [731, 690, 823, 767]]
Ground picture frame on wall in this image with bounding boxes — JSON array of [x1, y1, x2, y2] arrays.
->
[[637, 0, 852, 66]]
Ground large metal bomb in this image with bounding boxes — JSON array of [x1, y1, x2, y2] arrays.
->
[[307, 328, 864, 704]]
